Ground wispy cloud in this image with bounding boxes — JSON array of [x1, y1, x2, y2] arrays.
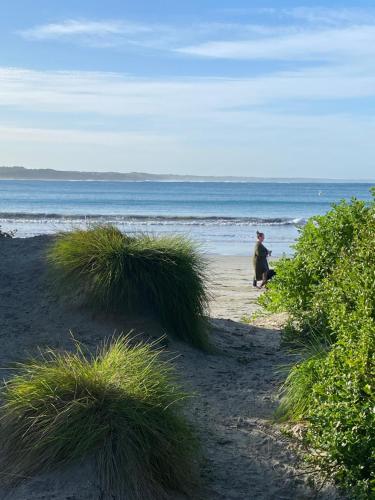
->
[[1, 65, 375, 122], [282, 7, 375, 25], [18, 19, 162, 50], [177, 25, 375, 61], [16, 18, 306, 50], [173, 6, 375, 63], [18, 11, 375, 65], [0, 124, 173, 145], [19, 19, 153, 39], [19, 19, 252, 49], [219, 6, 375, 25]]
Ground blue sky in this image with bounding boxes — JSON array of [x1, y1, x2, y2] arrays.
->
[[1, 1, 375, 178]]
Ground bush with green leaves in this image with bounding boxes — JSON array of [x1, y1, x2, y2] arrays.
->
[[273, 203, 375, 497], [304, 217, 375, 496], [0, 336, 198, 499], [48, 226, 210, 349], [278, 330, 374, 496], [259, 195, 372, 336], [306, 328, 374, 497]]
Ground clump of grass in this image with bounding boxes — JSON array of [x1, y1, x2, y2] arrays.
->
[[0, 336, 198, 499], [275, 332, 331, 422], [48, 226, 210, 349]]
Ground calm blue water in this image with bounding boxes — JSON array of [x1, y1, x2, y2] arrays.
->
[[0, 180, 373, 255]]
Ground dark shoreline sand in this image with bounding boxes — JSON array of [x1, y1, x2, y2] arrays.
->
[[0, 236, 338, 499]]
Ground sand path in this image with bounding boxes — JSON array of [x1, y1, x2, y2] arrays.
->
[[175, 256, 337, 499], [0, 238, 338, 499]]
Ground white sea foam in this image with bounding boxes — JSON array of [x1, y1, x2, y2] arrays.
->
[[0, 212, 307, 227]]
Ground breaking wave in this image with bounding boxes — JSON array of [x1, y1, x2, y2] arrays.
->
[[0, 212, 307, 227]]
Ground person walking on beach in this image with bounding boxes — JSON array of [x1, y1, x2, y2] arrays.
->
[[253, 231, 272, 288]]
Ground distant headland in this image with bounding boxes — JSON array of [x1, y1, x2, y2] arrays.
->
[[0, 166, 371, 183]]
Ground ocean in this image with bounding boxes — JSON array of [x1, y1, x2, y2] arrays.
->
[[0, 180, 373, 256]]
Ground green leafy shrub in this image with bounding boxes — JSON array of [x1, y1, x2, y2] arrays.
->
[[304, 217, 375, 496], [306, 328, 375, 497], [48, 226, 210, 349], [0, 336, 198, 499], [263, 190, 375, 496], [259, 197, 371, 336], [279, 326, 374, 496]]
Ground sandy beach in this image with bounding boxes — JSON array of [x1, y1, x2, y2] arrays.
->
[[0, 236, 338, 499]]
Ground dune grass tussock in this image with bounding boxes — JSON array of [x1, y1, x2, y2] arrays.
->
[[0, 336, 198, 499], [47, 226, 210, 349]]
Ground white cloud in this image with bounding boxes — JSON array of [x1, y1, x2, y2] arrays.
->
[[19, 19, 253, 49], [19, 19, 153, 40], [1, 65, 375, 123], [17, 8, 375, 58], [177, 25, 375, 61], [218, 6, 375, 25], [0, 125, 173, 145], [13, 18, 319, 51], [284, 7, 375, 25]]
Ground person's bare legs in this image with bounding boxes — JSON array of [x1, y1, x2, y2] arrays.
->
[[259, 271, 268, 288]]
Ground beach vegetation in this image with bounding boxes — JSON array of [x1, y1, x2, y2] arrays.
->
[[261, 190, 375, 497], [47, 226, 210, 349], [0, 336, 198, 499], [276, 332, 331, 422], [259, 196, 371, 338]]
